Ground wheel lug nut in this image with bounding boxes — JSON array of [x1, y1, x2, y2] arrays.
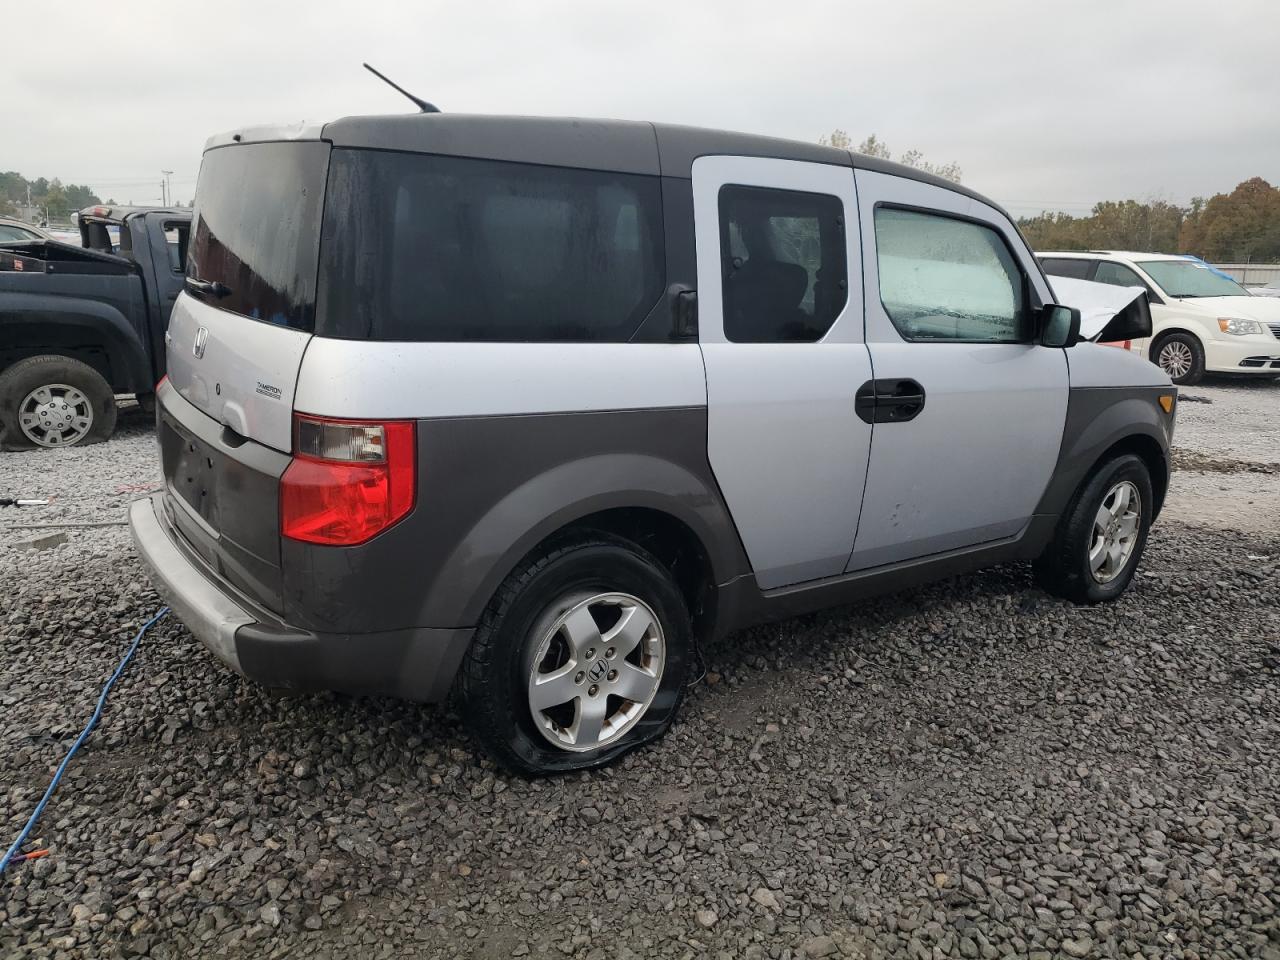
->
[[607, 670, 618, 682], [588, 684, 599, 697], [585, 648, 595, 659], [605, 647, 615, 659], [575, 671, 585, 684]]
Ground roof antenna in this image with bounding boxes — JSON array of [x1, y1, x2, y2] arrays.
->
[[362, 62, 440, 114]]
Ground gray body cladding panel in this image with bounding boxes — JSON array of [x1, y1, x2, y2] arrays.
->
[[280, 406, 752, 635], [1033, 384, 1173, 520]]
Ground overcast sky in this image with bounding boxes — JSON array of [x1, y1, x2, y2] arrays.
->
[[8, 0, 1277, 216]]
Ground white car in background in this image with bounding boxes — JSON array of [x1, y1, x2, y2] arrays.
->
[[1039, 251, 1280, 384], [0, 217, 54, 243]]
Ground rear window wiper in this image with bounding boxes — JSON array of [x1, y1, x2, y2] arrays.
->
[[185, 276, 233, 298]]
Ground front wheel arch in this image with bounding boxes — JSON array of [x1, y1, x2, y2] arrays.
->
[[1147, 326, 1206, 363]]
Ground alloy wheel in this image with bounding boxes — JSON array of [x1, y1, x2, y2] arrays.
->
[[1157, 340, 1193, 380], [526, 592, 665, 752], [1089, 480, 1142, 584]]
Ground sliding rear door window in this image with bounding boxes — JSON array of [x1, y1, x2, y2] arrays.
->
[[185, 142, 329, 330], [318, 150, 665, 342], [718, 184, 848, 343], [1040, 257, 1094, 280]]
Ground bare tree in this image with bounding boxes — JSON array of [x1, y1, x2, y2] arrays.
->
[[818, 129, 852, 150], [818, 131, 962, 183], [856, 135, 891, 160]]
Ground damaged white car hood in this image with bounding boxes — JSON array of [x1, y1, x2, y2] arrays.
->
[[1047, 275, 1147, 341]]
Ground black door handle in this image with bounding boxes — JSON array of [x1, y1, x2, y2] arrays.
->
[[855, 378, 926, 424]]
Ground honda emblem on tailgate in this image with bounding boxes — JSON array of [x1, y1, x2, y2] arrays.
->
[[193, 326, 208, 359]]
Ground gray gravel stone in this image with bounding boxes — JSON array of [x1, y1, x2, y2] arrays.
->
[[3, 387, 1280, 958]]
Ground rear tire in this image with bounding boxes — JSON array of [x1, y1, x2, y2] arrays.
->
[[0, 355, 117, 450], [1033, 454, 1154, 604], [1151, 332, 1205, 385], [458, 533, 692, 776]]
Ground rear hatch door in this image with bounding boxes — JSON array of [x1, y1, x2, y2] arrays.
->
[[160, 138, 329, 614], [167, 139, 329, 452]]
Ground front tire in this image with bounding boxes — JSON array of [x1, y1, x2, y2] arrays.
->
[[1151, 332, 1205, 385], [1034, 454, 1154, 604], [458, 533, 692, 775], [0, 355, 117, 449]]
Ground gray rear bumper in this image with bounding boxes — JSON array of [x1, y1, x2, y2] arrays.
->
[[128, 493, 472, 702]]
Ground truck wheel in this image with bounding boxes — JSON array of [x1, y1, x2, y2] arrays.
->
[[458, 533, 692, 776], [1033, 453, 1154, 604], [1151, 332, 1205, 385], [0, 355, 117, 449]]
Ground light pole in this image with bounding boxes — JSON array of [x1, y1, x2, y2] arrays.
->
[[161, 170, 174, 207]]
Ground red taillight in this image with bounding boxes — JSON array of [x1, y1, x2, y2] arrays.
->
[[280, 415, 416, 546]]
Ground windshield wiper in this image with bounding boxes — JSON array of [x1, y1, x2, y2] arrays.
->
[[185, 276, 232, 298]]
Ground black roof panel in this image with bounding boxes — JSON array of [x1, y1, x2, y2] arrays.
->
[[320, 111, 1000, 213], [323, 113, 661, 176]]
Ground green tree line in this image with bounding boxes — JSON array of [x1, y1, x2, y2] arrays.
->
[[817, 130, 1279, 262], [0, 171, 102, 222], [1014, 178, 1280, 262]]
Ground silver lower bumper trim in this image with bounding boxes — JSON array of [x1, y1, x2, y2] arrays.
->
[[128, 493, 253, 673]]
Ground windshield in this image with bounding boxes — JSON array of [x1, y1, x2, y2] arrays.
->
[[1138, 260, 1249, 298]]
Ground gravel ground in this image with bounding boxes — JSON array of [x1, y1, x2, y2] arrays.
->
[[1173, 375, 1280, 467], [2, 384, 1279, 959]]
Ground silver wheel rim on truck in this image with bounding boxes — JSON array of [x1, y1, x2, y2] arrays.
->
[[18, 383, 94, 447], [526, 592, 665, 752], [1157, 340, 1193, 379], [1090, 480, 1142, 584]]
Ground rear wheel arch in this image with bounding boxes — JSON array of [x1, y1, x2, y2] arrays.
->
[[423, 454, 748, 635], [510, 506, 720, 641], [0, 313, 146, 392]]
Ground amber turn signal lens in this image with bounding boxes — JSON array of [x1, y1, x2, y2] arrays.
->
[[1158, 395, 1175, 414]]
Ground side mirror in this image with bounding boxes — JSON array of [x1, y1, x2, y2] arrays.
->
[[1095, 293, 1153, 342], [1038, 303, 1081, 348]]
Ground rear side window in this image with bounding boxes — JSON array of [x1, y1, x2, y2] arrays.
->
[[874, 207, 1029, 343], [718, 185, 847, 342], [0, 224, 37, 242], [1094, 261, 1145, 288], [164, 223, 188, 273], [1041, 257, 1094, 280], [317, 150, 664, 342], [186, 142, 329, 330]]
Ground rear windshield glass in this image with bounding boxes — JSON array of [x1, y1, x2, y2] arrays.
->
[[317, 149, 664, 342], [186, 141, 329, 330]]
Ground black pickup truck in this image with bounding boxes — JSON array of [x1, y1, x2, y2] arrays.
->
[[0, 205, 191, 448]]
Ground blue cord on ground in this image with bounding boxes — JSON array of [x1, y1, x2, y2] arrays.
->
[[1, 606, 170, 873]]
